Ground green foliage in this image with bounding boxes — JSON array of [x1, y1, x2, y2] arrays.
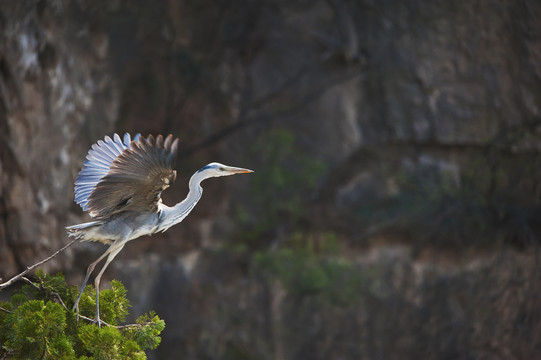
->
[[77, 324, 146, 360], [0, 271, 165, 359], [2, 299, 73, 359], [77, 280, 129, 326], [234, 129, 362, 305], [252, 232, 363, 306], [237, 128, 326, 240], [127, 312, 165, 350]]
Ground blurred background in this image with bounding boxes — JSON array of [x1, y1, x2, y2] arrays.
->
[[1, 0, 541, 359]]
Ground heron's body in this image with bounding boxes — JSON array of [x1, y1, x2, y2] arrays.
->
[[67, 133, 252, 326], [69, 211, 159, 244]]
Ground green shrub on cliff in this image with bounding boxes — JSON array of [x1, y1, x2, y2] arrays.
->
[[0, 271, 164, 359]]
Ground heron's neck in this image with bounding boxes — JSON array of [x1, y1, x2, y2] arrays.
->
[[157, 172, 205, 232]]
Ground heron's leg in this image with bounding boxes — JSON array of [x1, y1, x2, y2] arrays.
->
[[73, 249, 112, 319], [93, 244, 125, 328]]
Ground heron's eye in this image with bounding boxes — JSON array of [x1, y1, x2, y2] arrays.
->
[[219, 167, 225, 171]]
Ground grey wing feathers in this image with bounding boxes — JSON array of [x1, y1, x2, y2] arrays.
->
[[82, 134, 179, 218], [75, 133, 140, 212]]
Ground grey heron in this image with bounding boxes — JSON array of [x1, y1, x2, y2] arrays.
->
[[67, 133, 253, 326]]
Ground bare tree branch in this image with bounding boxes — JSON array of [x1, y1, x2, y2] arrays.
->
[[75, 312, 157, 329], [0, 237, 79, 290], [20, 276, 68, 309]]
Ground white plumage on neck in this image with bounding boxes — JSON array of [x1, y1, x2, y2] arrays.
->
[[157, 170, 206, 233]]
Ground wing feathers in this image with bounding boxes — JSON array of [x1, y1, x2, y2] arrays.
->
[[75, 135, 133, 211], [74, 133, 179, 218]]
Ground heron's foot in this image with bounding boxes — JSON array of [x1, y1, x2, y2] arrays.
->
[[93, 316, 110, 328]]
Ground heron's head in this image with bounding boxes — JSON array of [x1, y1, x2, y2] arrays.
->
[[196, 162, 253, 179]]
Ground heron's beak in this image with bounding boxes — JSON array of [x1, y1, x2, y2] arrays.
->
[[227, 166, 254, 174]]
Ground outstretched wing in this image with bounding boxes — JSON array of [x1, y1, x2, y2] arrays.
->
[[75, 133, 139, 213], [74, 133, 179, 218]]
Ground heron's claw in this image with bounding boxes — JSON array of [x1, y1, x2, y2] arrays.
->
[[93, 316, 109, 328]]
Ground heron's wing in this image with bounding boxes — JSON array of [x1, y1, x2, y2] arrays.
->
[[74, 133, 140, 213], [85, 134, 180, 218]]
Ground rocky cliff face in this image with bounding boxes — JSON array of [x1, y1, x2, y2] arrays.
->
[[0, 0, 117, 277], [1, 1, 541, 359], [121, 247, 541, 360]]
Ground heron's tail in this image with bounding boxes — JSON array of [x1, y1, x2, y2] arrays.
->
[[66, 220, 101, 239]]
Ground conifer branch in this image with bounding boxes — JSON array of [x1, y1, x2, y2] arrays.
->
[[20, 276, 68, 309], [76, 312, 156, 329]]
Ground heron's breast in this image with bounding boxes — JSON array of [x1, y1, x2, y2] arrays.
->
[[126, 212, 161, 240]]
